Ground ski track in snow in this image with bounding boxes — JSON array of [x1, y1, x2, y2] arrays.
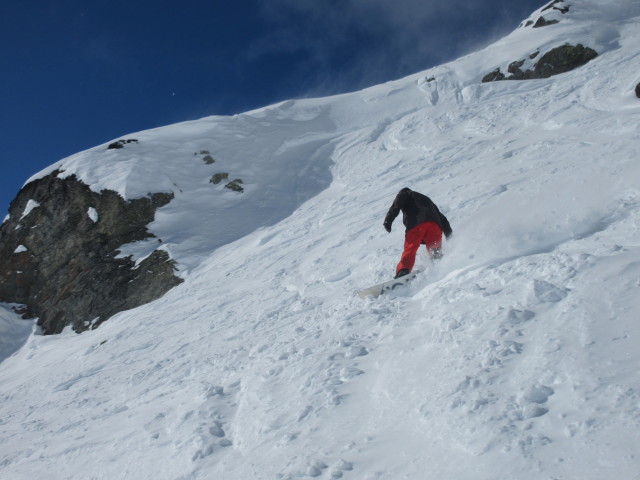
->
[[2, 1, 640, 479]]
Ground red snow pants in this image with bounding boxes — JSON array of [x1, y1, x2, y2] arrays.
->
[[396, 221, 442, 275]]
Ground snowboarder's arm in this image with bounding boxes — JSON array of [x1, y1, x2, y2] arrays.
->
[[383, 193, 403, 232], [438, 210, 453, 238]]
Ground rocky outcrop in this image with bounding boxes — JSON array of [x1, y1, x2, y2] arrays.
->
[[482, 44, 598, 83], [0, 171, 182, 334], [522, 1, 570, 28], [635, 82, 640, 98], [533, 17, 559, 28], [533, 44, 598, 78], [107, 138, 139, 149], [541, 0, 570, 14], [224, 179, 244, 193], [482, 68, 506, 83]]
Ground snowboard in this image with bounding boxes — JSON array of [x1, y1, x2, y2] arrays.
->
[[357, 271, 419, 299]]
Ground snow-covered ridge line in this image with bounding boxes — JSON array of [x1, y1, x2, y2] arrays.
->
[[24, 1, 630, 201]]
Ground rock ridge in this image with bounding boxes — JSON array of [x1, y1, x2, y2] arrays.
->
[[482, 43, 598, 83], [0, 171, 182, 334]]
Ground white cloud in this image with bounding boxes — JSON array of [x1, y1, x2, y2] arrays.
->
[[251, 0, 545, 95]]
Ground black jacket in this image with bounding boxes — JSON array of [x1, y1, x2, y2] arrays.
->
[[384, 188, 452, 238]]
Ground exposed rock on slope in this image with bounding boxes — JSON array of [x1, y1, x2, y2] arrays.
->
[[0, 171, 182, 334], [521, 0, 571, 28], [486, 1, 600, 82], [482, 44, 598, 82], [107, 138, 139, 149]]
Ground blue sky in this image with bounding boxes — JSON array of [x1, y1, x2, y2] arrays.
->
[[0, 0, 545, 214]]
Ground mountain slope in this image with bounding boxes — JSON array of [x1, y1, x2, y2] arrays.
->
[[1, 1, 640, 478]]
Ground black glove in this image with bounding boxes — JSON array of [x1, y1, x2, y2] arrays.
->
[[383, 222, 391, 233]]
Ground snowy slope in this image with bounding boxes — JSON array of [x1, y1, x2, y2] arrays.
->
[[2, 0, 640, 479]]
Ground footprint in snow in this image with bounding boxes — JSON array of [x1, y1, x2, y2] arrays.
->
[[330, 459, 354, 478], [500, 340, 523, 356], [307, 460, 329, 477], [339, 366, 364, 381], [522, 404, 549, 419], [208, 420, 225, 437], [506, 308, 535, 325], [522, 384, 554, 404], [328, 390, 343, 406], [189, 381, 239, 461], [324, 269, 351, 282], [345, 345, 369, 359], [531, 279, 568, 303], [518, 384, 554, 419]]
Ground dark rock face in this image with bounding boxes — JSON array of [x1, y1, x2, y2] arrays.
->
[[508, 60, 526, 76], [0, 171, 182, 334], [635, 82, 640, 98], [482, 68, 506, 83], [107, 139, 139, 150], [533, 44, 598, 78], [482, 44, 598, 83], [542, 0, 570, 14], [224, 179, 244, 193], [533, 17, 559, 28], [210, 173, 229, 185], [521, 1, 569, 29]]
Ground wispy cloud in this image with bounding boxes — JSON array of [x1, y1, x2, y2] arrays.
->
[[248, 0, 544, 96]]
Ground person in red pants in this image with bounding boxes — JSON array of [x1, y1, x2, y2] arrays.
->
[[383, 187, 452, 278]]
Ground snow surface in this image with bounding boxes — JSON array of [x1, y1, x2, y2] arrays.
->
[[19, 199, 40, 220], [0, 305, 33, 363], [13, 245, 28, 254], [87, 206, 99, 223], [2, 1, 640, 478]]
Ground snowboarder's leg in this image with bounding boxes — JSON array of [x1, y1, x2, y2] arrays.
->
[[396, 226, 422, 275], [422, 222, 443, 258]]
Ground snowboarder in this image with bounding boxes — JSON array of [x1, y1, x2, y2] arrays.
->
[[383, 187, 452, 278]]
